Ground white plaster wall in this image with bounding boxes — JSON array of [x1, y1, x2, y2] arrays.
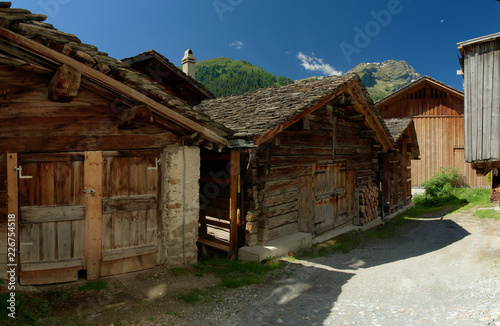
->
[[159, 145, 200, 267]]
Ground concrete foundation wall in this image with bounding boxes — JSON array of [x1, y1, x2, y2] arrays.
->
[[159, 145, 200, 267]]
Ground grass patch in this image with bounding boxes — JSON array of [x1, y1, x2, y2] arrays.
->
[[170, 267, 191, 277], [78, 280, 108, 292], [0, 289, 72, 325], [196, 257, 284, 288], [177, 288, 204, 304], [473, 209, 500, 220]]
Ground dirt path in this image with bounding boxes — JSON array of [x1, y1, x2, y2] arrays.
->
[[223, 209, 500, 326]]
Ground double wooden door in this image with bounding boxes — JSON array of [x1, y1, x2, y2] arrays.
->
[[16, 150, 159, 285], [299, 162, 356, 235]]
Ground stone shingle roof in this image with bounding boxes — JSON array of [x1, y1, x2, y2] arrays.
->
[[0, 2, 229, 139], [122, 50, 215, 100], [384, 118, 413, 142], [195, 73, 385, 139]]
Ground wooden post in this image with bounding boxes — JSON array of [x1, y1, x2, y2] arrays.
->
[[401, 141, 409, 205], [6, 153, 19, 275], [84, 151, 103, 280], [229, 151, 240, 259]]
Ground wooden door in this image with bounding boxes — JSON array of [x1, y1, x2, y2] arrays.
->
[[18, 153, 85, 285], [313, 163, 356, 235], [100, 150, 159, 276]]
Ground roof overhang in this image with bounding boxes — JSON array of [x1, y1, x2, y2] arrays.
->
[[0, 27, 227, 146], [457, 32, 500, 50]]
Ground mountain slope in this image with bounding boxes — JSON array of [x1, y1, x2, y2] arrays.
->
[[195, 57, 294, 97], [348, 60, 420, 102]]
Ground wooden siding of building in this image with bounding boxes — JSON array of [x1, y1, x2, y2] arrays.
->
[[245, 106, 379, 245], [379, 82, 487, 187], [462, 39, 500, 164]]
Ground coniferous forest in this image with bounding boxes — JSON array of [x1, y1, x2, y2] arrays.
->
[[194, 57, 294, 97]]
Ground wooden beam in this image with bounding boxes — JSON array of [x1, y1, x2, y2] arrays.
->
[[7, 153, 19, 275], [117, 105, 152, 129], [48, 64, 81, 102], [0, 27, 227, 145], [84, 151, 102, 280], [346, 84, 394, 152], [360, 130, 376, 139], [347, 114, 365, 122], [0, 133, 179, 153], [229, 150, 240, 258]]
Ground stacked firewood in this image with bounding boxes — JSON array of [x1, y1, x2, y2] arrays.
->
[[359, 182, 379, 224], [490, 185, 500, 203]]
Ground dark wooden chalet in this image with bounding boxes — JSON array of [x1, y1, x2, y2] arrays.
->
[[377, 76, 487, 188], [383, 118, 420, 216], [123, 49, 215, 105], [194, 74, 395, 256], [457, 32, 500, 175], [0, 4, 228, 284]]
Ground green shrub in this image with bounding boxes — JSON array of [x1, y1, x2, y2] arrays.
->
[[414, 168, 466, 207]]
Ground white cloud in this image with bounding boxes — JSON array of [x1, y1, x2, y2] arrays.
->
[[229, 41, 244, 50], [297, 52, 342, 76]]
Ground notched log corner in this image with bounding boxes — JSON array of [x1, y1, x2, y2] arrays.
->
[[48, 64, 81, 102]]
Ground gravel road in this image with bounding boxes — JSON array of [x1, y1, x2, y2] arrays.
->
[[218, 209, 500, 326]]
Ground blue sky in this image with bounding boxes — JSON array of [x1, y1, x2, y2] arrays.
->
[[16, 0, 500, 91]]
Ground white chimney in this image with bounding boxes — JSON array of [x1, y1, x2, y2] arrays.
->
[[182, 49, 196, 79]]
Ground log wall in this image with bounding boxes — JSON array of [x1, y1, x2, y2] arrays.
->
[[246, 105, 381, 245], [0, 64, 179, 153]]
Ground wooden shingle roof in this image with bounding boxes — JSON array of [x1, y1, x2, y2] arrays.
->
[[195, 73, 393, 149], [0, 2, 228, 144]]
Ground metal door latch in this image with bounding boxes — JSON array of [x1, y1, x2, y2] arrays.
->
[[14, 166, 32, 179], [147, 158, 161, 170], [83, 188, 96, 197]]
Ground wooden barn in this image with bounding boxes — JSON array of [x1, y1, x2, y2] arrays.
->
[[0, 4, 228, 284], [377, 76, 487, 188], [383, 118, 420, 216], [194, 74, 397, 259], [457, 32, 500, 174], [457, 32, 500, 200]]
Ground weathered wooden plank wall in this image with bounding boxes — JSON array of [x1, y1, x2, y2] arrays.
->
[[464, 39, 500, 163], [379, 84, 487, 187], [412, 117, 487, 187]]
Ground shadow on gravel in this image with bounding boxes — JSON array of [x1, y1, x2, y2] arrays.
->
[[230, 217, 471, 326]]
